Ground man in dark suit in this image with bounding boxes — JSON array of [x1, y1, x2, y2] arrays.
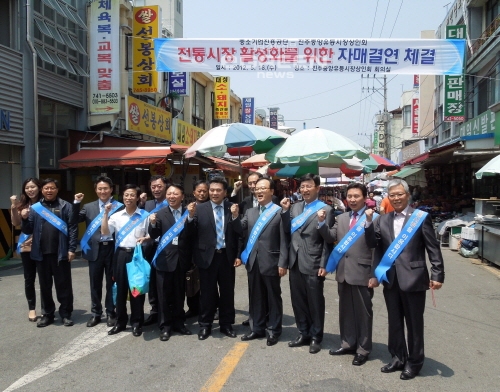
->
[[149, 184, 192, 341], [319, 183, 378, 366], [185, 177, 242, 340], [139, 175, 169, 326], [281, 173, 335, 354], [231, 177, 288, 346], [76, 176, 118, 328], [375, 179, 444, 380]]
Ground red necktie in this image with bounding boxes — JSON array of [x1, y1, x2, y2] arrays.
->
[[349, 211, 358, 230]]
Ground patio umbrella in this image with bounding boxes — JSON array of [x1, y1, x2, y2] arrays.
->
[[273, 159, 366, 178], [241, 153, 269, 168], [362, 154, 398, 172], [184, 123, 288, 158], [475, 155, 500, 179]]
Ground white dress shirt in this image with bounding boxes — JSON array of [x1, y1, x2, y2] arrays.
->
[[107, 207, 149, 247], [393, 206, 410, 237]]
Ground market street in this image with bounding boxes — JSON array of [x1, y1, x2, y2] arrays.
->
[[1, 249, 499, 392]]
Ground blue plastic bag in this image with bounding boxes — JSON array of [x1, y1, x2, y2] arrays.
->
[[112, 282, 117, 305], [126, 244, 151, 297]]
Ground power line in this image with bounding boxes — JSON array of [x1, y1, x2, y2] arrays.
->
[[389, 0, 404, 38], [370, 0, 380, 38], [380, 0, 391, 37]]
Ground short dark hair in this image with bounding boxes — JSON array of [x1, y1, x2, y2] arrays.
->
[[247, 172, 263, 181], [346, 182, 367, 198], [209, 176, 228, 190], [193, 180, 208, 191], [167, 183, 184, 194], [299, 173, 320, 186], [42, 178, 59, 189], [94, 176, 113, 189], [122, 184, 140, 196], [149, 175, 168, 186], [256, 177, 274, 190]]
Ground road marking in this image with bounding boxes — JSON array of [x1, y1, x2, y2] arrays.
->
[[4, 324, 127, 392], [200, 342, 249, 392]]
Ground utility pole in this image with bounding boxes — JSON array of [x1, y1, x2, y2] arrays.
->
[[357, 132, 373, 153], [364, 74, 390, 159]]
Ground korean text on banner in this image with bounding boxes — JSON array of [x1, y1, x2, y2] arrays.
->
[[89, 0, 120, 114], [444, 25, 466, 122], [174, 118, 206, 146], [214, 77, 230, 120], [126, 95, 172, 140], [153, 38, 466, 75], [132, 6, 162, 94], [412, 98, 419, 136], [242, 98, 255, 124]]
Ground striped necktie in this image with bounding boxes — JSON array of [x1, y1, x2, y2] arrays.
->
[[215, 205, 224, 249]]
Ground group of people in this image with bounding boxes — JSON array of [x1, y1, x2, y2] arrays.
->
[[11, 172, 444, 381]]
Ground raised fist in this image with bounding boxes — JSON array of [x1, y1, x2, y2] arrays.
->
[[280, 197, 291, 211], [230, 203, 239, 218]]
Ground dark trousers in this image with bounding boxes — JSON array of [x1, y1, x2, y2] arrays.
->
[[338, 281, 374, 355], [248, 258, 282, 337], [147, 244, 158, 315], [114, 248, 145, 328], [36, 254, 73, 319], [198, 250, 235, 328], [383, 273, 426, 374], [157, 264, 186, 331], [186, 291, 200, 313], [289, 263, 325, 341], [88, 243, 115, 317], [21, 252, 38, 311]]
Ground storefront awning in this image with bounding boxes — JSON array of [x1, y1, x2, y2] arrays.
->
[[208, 157, 241, 173], [59, 147, 172, 168], [393, 167, 422, 178]]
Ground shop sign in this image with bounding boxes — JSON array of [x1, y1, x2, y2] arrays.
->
[[444, 25, 466, 122], [168, 72, 189, 95], [413, 75, 419, 88], [373, 130, 379, 154], [242, 97, 255, 124], [459, 110, 498, 139], [89, 0, 120, 114], [150, 161, 174, 178], [132, 6, 162, 94], [214, 76, 230, 120], [412, 97, 419, 135], [269, 107, 278, 130], [125, 95, 172, 140], [401, 140, 425, 161], [0, 108, 10, 130], [174, 118, 206, 146]]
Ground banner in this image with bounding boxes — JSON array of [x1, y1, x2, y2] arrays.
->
[[168, 72, 189, 95], [269, 107, 278, 130], [242, 97, 254, 124], [125, 95, 172, 140], [89, 0, 120, 114], [444, 25, 466, 122], [174, 118, 206, 146], [154, 38, 466, 75], [214, 76, 230, 120], [132, 6, 162, 93], [412, 97, 419, 136]]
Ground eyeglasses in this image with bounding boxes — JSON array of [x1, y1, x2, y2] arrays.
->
[[388, 193, 407, 199], [254, 187, 270, 192]]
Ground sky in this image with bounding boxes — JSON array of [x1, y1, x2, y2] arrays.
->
[[183, 0, 453, 149]]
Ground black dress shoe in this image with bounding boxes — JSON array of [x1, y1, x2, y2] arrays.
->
[[309, 339, 321, 354], [241, 332, 265, 341], [400, 370, 417, 380], [329, 347, 356, 356], [241, 318, 250, 326], [143, 314, 158, 326], [63, 317, 74, 327], [37, 315, 54, 328], [173, 326, 192, 335], [198, 327, 211, 340], [352, 354, 368, 366], [106, 315, 117, 327], [184, 309, 198, 319], [132, 326, 142, 337], [266, 335, 279, 346], [108, 325, 126, 335], [220, 326, 237, 338], [87, 316, 101, 328], [381, 362, 405, 373], [288, 335, 311, 347], [160, 330, 171, 341]]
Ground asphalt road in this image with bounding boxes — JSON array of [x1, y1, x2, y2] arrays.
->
[[1, 250, 500, 392]]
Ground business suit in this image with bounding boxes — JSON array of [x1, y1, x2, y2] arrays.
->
[[78, 200, 117, 318], [149, 206, 191, 332], [320, 209, 377, 355], [232, 205, 288, 338], [185, 200, 240, 329], [375, 207, 444, 375], [282, 201, 335, 342]]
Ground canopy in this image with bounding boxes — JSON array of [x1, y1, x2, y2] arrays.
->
[[475, 155, 500, 179], [393, 167, 422, 178]]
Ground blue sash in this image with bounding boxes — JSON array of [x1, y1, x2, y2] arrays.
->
[[325, 213, 379, 273], [80, 200, 123, 253], [291, 200, 327, 234], [115, 209, 149, 249], [148, 200, 169, 214], [375, 210, 428, 283], [241, 204, 281, 264], [31, 202, 68, 236], [151, 210, 189, 267], [17, 232, 30, 254]]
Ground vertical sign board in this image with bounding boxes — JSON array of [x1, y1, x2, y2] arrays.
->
[[168, 72, 189, 95], [89, 0, 120, 114], [444, 25, 466, 122], [214, 77, 230, 120], [269, 108, 278, 130], [242, 98, 254, 124], [132, 6, 162, 93], [412, 97, 419, 136], [413, 75, 420, 89]]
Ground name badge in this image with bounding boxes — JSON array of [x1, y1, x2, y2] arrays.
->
[[172, 237, 178, 245]]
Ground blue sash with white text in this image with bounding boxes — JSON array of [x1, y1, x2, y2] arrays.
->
[[148, 200, 169, 215], [326, 213, 379, 273], [241, 204, 281, 264], [375, 210, 428, 283], [80, 200, 123, 253], [291, 200, 327, 234], [151, 210, 189, 267], [115, 209, 149, 249], [17, 233, 30, 254], [31, 202, 68, 236]]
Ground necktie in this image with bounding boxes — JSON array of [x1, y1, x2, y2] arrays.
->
[[349, 211, 358, 230], [173, 209, 180, 222], [260, 205, 266, 215], [215, 205, 224, 249]]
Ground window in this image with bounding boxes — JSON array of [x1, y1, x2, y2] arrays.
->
[[177, 0, 182, 14], [403, 105, 411, 127], [477, 73, 496, 114], [487, 0, 500, 26], [192, 80, 205, 129]]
